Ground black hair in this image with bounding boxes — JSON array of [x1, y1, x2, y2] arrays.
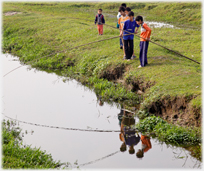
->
[[120, 142, 127, 152], [128, 11, 134, 17], [136, 150, 144, 158], [118, 6, 125, 12], [98, 8, 102, 11], [125, 7, 131, 12], [129, 148, 135, 155], [121, 3, 126, 8], [135, 15, 143, 22]]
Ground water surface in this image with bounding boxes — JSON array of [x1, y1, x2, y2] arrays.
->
[[2, 54, 202, 169]]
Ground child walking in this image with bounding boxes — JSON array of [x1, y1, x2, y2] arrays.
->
[[95, 9, 105, 35], [120, 11, 139, 60], [135, 15, 151, 68]]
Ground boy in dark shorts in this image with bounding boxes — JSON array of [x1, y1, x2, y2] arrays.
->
[[125, 7, 136, 59], [118, 6, 129, 58], [120, 11, 139, 60]]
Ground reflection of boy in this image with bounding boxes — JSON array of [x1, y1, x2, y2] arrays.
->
[[136, 135, 152, 158], [117, 109, 124, 126], [119, 112, 140, 154]]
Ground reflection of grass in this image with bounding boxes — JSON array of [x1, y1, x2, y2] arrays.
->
[[3, 1, 201, 147], [2, 120, 61, 169]]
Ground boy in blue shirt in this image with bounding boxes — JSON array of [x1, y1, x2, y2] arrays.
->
[[120, 11, 139, 60]]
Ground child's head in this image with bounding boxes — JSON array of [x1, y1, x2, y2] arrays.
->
[[128, 11, 134, 21], [125, 7, 131, 15], [135, 15, 143, 25], [121, 3, 126, 8], [129, 145, 135, 154], [118, 6, 126, 16], [120, 142, 127, 152], [136, 149, 144, 158], [98, 9, 102, 14]]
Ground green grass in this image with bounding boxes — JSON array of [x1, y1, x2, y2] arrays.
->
[[2, 120, 61, 169], [135, 115, 201, 146], [2, 1, 202, 151]]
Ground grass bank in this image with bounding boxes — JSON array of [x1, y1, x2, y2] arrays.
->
[[2, 120, 61, 169], [2, 2, 201, 147]]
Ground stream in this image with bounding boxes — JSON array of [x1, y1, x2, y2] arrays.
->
[[2, 53, 202, 169]]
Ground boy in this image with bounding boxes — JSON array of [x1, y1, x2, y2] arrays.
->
[[125, 7, 136, 59], [120, 11, 139, 60], [125, 7, 131, 16], [135, 15, 151, 68], [95, 9, 105, 35], [118, 6, 129, 58], [119, 111, 140, 155], [117, 3, 126, 49]]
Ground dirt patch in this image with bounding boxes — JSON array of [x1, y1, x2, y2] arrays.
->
[[4, 11, 22, 16], [124, 76, 155, 93], [99, 63, 126, 81], [147, 96, 201, 127]]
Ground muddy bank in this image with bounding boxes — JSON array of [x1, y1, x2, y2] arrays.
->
[[144, 95, 201, 127], [96, 63, 201, 128]]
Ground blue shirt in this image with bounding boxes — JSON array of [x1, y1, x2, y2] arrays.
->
[[123, 19, 139, 40]]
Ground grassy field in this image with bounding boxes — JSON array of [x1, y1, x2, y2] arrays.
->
[[2, 120, 62, 169], [2, 1, 201, 147]]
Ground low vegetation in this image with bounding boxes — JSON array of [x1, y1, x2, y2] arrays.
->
[[135, 115, 201, 145], [2, 1, 202, 162], [2, 120, 61, 169]]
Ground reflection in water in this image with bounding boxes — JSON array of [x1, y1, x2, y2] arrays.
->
[[119, 109, 140, 155], [136, 135, 152, 158], [76, 151, 120, 168], [3, 54, 202, 169]]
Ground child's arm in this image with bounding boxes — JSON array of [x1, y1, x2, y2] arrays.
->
[[135, 27, 139, 34], [119, 29, 123, 37], [94, 15, 97, 25], [120, 21, 126, 37], [143, 24, 151, 41], [118, 18, 122, 36], [102, 15, 105, 24], [135, 22, 140, 34]]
